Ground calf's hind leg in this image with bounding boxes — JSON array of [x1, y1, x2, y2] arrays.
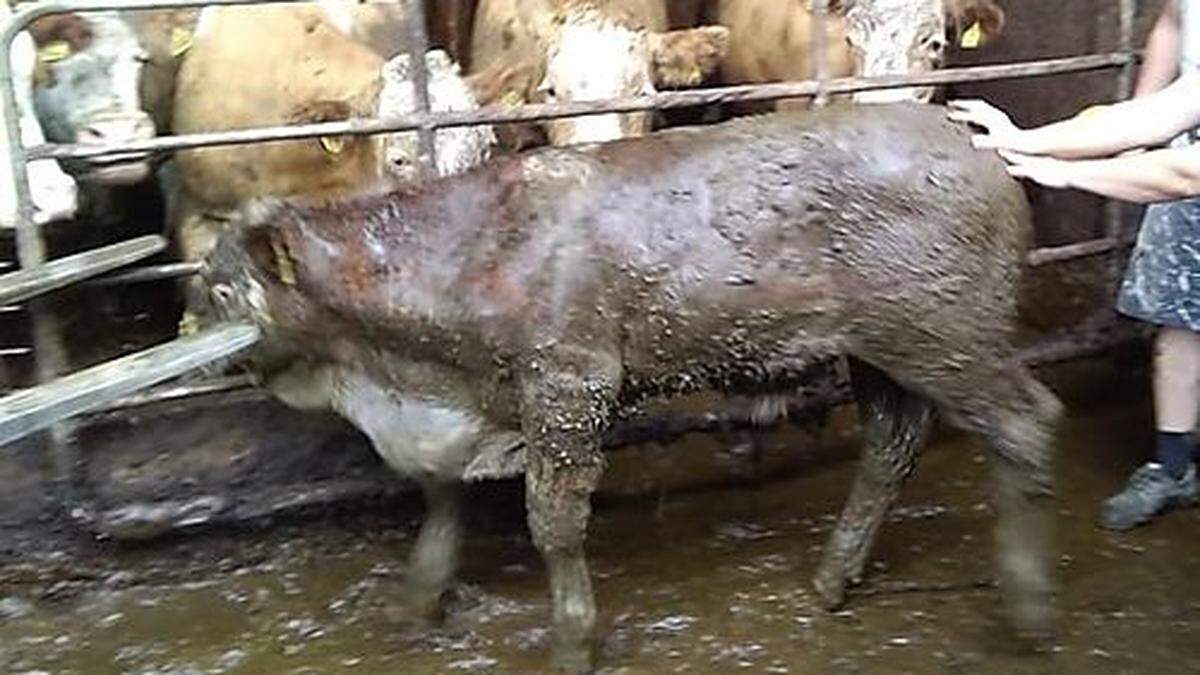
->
[[879, 357, 1062, 635], [968, 370, 1062, 636], [813, 358, 936, 610]]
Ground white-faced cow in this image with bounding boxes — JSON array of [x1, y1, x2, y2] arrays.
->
[[27, 11, 156, 185], [713, 0, 1005, 107], [1, 2, 77, 226], [470, 0, 730, 146]]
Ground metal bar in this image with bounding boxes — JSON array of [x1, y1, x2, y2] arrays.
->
[[811, 0, 830, 107], [1, 13, 43, 268], [0, 322, 260, 448], [0, 347, 31, 357], [1026, 236, 1130, 266], [83, 260, 202, 287], [29, 53, 1136, 163], [88, 372, 259, 414], [0, 235, 166, 305], [1103, 0, 1138, 289], [403, 0, 436, 177], [1019, 314, 1150, 365]]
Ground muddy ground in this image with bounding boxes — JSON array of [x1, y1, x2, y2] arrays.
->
[[3, 357, 1199, 674]]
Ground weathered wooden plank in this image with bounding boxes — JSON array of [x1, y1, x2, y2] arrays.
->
[[0, 235, 167, 305], [0, 322, 260, 447]]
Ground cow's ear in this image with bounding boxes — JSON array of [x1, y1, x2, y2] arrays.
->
[[648, 26, 730, 88], [288, 100, 353, 124], [242, 224, 297, 286], [464, 58, 543, 107], [950, 0, 1006, 45]]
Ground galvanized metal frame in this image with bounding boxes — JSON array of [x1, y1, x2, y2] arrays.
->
[[0, 0, 1147, 463]]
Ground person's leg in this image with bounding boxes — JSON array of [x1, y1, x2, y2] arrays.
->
[[1101, 326, 1200, 530], [1154, 326, 1200, 474]]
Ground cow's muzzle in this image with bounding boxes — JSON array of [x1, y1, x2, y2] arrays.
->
[[76, 111, 156, 185]]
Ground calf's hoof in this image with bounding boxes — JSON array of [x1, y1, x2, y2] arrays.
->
[[812, 568, 847, 611], [1003, 586, 1058, 645], [551, 638, 595, 674], [387, 584, 448, 629]]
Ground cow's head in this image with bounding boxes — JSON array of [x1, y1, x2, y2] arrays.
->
[[6, 17, 78, 225], [30, 12, 156, 185], [832, 0, 1004, 103], [536, 9, 728, 146], [378, 50, 496, 181]]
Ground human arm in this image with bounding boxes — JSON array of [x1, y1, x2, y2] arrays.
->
[[998, 146, 1200, 203], [947, 73, 1200, 159], [1134, 0, 1182, 97]]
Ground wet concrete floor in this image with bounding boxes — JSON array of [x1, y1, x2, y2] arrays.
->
[[3, 358, 1200, 674]]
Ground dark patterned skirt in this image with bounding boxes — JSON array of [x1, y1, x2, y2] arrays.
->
[[1117, 198, 1200, 330]]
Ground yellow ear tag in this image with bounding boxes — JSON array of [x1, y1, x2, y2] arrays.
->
[[318, 135, 346, 155], [960, 21, 983, 49], [498, 90, 524, 107], [37, 41, 71, 64], [170, 26, 193, 58], [270, 236, 297, 286]]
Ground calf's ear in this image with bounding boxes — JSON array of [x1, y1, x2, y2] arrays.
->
[[242, 223, 298, 287], [648, 26, 730, 88]]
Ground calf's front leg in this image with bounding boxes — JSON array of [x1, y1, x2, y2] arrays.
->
[[522, 361, 618, 673], [404, 479, 462, 623]]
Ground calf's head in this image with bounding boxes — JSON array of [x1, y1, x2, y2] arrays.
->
[[31, 12, 156, 185], [537, 10, 728, 146], [833, 0, 1004, 103]]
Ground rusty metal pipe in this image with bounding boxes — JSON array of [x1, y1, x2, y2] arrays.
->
[[403, 0, 436, 177], [28, 53, 1135, 163], [811, 0, 830, 107]]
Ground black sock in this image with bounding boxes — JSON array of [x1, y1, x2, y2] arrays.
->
[[1156, 431, 1195, 479]]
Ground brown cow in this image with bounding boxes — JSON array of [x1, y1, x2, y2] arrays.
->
[[170, 3, 497, 266], [470, 0, 730, 146], [713, 0, 1005, 107]]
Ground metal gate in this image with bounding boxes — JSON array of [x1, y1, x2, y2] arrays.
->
[[0, 0, 1145, 512]]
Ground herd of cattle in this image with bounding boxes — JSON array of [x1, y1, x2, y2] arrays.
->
[[3, 0, 1004, 234], [3, 1, 1056, 672]]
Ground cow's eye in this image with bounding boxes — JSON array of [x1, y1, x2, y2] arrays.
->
[[212, 283, 235, 305]]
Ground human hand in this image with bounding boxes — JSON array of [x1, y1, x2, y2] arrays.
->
[[996, 149, 1073, 189], [946, 99, 1024, 151]]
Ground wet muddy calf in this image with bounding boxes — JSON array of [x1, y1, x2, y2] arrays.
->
[[200, 103, 1062, 672]]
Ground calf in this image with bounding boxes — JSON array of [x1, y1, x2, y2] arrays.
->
[[200, 103, 1061, 671]]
